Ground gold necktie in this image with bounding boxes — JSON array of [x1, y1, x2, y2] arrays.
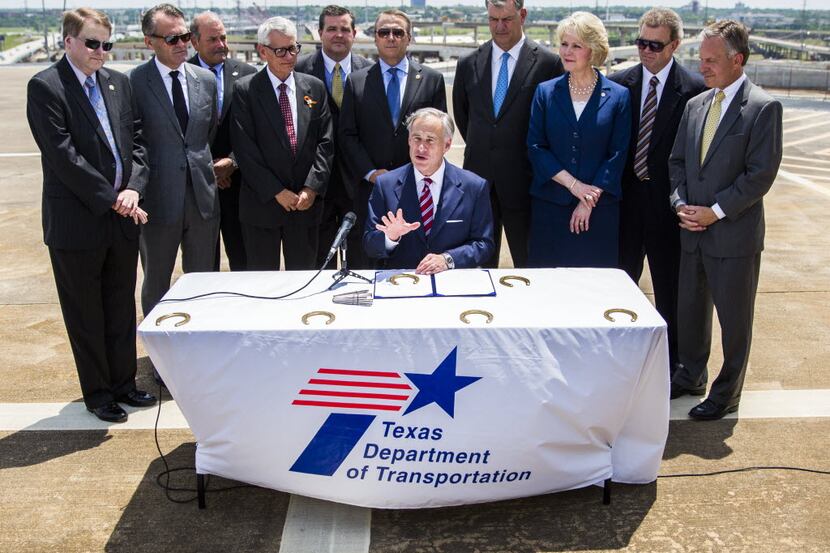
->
[[700, 90, 726, 164], [331, 63, 343, 108]]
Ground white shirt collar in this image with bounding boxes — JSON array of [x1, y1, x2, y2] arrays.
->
[[266, 67, 295, 92], [642, 57, 673, 86], [322, 51, 351, 75], [718, 72, 747, 101], [414, 160, 446, 187], [65, 55, 95, 90], [492, 34, 526, 62], [154, 56, 186, 78]]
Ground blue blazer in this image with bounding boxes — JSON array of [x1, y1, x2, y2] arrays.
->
[[363, 162, 495, 269], [527, 72, 631, 206]]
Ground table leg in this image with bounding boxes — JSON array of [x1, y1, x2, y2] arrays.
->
[[197, 473, 206, 509], [602, 478, 612, 505]]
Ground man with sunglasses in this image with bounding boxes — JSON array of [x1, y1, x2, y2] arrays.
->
[[339, 9, 447, 269], [230, 17, 333, 270], [453, 0, 564, 269], [130, 3, 220, 363], [27, 8, 156, 422], [188, 11, 257, 272], [609, 7, 705, 372], [296, 5, 373, 270]]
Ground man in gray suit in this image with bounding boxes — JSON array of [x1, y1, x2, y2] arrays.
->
[[131, 3, 219, 319], [668, 20, 782, 420]]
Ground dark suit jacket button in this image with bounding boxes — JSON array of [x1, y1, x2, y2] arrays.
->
[[573, 132, 579, 139], [184, 143, 188, 148], [571, 158, 577, 164]]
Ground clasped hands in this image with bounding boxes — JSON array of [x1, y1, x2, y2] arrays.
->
[[375, 208, 448, 275], [676, 205, 718, 232], [213, 157, 236, 189], [568, 180, 602, 234], [111, 189, 147, 225], [276, 187, 317, 212]]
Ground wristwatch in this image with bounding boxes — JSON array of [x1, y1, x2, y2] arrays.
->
[[442, 252, 455, 270]]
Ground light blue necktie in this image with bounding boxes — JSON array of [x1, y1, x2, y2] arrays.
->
[[387, 67, 401, 127], [493, 52, 510, 117], [84, 76, 122, 189]]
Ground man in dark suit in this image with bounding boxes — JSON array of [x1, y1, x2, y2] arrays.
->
[[131, 3, 219, 319], [609, 8, 706, 369], [669, 20, 782, 420], [296, 5, 373, 269], [189, 11, 257, 271], [27, 8, 156, 423], [364, 108, 495, 272], [339, 9, 447, 269], [452, 0, 563, 268], [231, 17, 333, 270]]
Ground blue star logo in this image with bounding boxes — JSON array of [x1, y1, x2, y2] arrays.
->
[[403, 348, 481, 417]]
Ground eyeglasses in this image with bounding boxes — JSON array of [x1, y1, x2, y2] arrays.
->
[[261, 43, 302, 57], [635, 38, 670, 52], [376, 28, 407, 39], [83, 38, 114, 51], [149, 32, 193, 45]]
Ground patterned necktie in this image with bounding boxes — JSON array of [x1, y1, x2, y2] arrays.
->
[[700, 90, 726, 164], [331, 62, 344, 108], [633, 76, 659, 181], [209, 65, 223, 115], [84, 76, 122, 190], [278, 83, 297, 157], [169, 70, 189, 134], [419, 177, 434, 237], [493, 52, 510, 117], [386, 67, 400, 127]]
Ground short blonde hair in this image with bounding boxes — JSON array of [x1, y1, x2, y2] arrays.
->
[[556, 11, 609, 67], [62, 7, 112, 39]]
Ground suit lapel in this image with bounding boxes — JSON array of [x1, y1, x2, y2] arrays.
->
[[693, 92, 711, 166], [553, 77, 578, 130], [475, 42, 495, 121], [702, 79, 749, 168], [146, 58, 183, 138], [96, 68, 123, 157], [253, 70, 291, 154], [294, 74, 312, 158], [496, 41, 535, 120], [221, 59, 239, 120], [183, 64, 201, 140], [58, 58, 111, 148], [626, 66, 643, 143], [399, 58, 424, 129], [395, 167, 427, 245], [312, 51, 327, 82], [649, 60, 681, 150], [430, 163, 463, 239], [367, 64, 395, 130]]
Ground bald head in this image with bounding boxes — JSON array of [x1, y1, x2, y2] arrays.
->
[[190, 11, 228, 66]]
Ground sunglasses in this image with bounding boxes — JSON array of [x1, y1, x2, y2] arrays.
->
[[83, 38, 114, 51], [376, 28, 406, 39], [150, 32, 192, 45], [261, 43, 302, 57], [635, 38, 670, 52]]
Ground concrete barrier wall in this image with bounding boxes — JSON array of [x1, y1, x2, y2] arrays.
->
[[676, 57, 830, 93]]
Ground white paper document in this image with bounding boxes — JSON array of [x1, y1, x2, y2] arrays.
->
[[434, 269, 495, 297]]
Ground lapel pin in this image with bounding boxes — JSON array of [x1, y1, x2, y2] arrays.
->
[[109, 84, 115, 91], [232, 71, 239, 76], [303, 95, 317, 108], [415, 74, 421, 80], [601, 92, 606, 97]]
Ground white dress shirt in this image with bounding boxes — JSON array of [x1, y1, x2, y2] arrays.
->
[[385, 160, 447, 251], [639, 58, 674, 117], [197, 55, 224, 113], [491, 35, 526, 97], [154, 56, 190, 113], [266, 67, 298, 136], [708, 72, 748, 220]]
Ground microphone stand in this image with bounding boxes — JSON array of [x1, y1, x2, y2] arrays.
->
[[328, 240, 373, 289]]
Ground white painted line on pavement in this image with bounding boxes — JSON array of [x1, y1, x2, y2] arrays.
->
[[784, 119, 830, 135], [780, 162, 830, 173], [783, 154, 830, 165], [784, 130, 830, 148], [782, 112, 821, 125], [2, 389, 830, 431], [777, 169, 830, 199], [0, 152, 40, 157], [279, 495, 371, 553]]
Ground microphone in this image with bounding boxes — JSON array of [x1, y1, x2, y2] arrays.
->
[[324, 211, 357, 266]]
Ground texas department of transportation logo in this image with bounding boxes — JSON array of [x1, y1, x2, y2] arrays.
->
[[289, 347, 481, 476]]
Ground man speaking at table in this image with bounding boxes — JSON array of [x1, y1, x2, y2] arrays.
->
[[363, 108, 495, 274]]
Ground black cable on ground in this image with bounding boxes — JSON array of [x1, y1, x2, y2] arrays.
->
[[659, 466, 830, 478]]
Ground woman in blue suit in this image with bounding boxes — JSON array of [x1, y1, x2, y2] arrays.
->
[[527, 11, 631, 268]]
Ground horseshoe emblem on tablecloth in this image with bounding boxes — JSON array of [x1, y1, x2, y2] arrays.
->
[[498, 275, 530, 287], [302, 310, 336, 325], [603, 308, 638, 323], [389, 273, 420, 285], [155, 312, 191, 327], [460, 309, 494, 324]]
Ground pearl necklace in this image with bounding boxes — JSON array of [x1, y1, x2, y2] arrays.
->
[[568, 72, 598, 95]]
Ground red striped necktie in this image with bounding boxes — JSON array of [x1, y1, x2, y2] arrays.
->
[[419, 177, 434, 236]]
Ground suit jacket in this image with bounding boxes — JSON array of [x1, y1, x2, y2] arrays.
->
[[609, 60, 706, 197], [130, 58, 218, 224], [339, 58, 447, 197], [527, 72, 631, 206], [27, 56, 147, 250], [295, 50, 373, 199], [363, 162, 495, 269], [231, 69, 333, 228], [452, 39, 563, 210], [669, 78, 782, 257]]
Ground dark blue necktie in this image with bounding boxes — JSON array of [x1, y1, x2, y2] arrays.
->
[[169, 70, 189, 134], [386, 67, 400, 127]]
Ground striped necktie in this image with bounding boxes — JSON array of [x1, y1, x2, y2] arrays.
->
[[700, 90, 726, 164], [633, 76, 659, 181], [419, 177, 434, 236]]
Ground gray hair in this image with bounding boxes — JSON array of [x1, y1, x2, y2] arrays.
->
[[405, 108, 455, 141], [485, 0, 524, 10], [190, 11, 222, 38], [639, 7, 683, 42], [141, 3, 184, 36], [700, 19, 749, 66], [257, 16, 297, 45]]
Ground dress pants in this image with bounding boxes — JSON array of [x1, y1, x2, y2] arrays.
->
[[242, 222, 318, 270], [49, 212, 139, 409], [214, 182, 247, 271], [674, 247, 761, 405], [140, 182, 219, 315], [316, 168, 357, 270], [485, 188, 530, 269]]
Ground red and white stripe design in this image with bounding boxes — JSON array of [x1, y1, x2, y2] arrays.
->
[[420, 177, 434, 236], [292, 368, 413, 411]]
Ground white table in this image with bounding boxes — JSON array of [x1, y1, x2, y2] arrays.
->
[[139, 268, 669, 509]]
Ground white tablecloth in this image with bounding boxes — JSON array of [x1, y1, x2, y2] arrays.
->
[[139, 268, 669, 509]]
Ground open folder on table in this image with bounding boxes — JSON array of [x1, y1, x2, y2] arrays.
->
[[374, 269, 496, 299]]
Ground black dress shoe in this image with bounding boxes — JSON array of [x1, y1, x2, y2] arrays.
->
[[688, 398, 739, 421], [87, 402, 128, 423], [670, 381, 707, 399], [116, 389, 157, 408]]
